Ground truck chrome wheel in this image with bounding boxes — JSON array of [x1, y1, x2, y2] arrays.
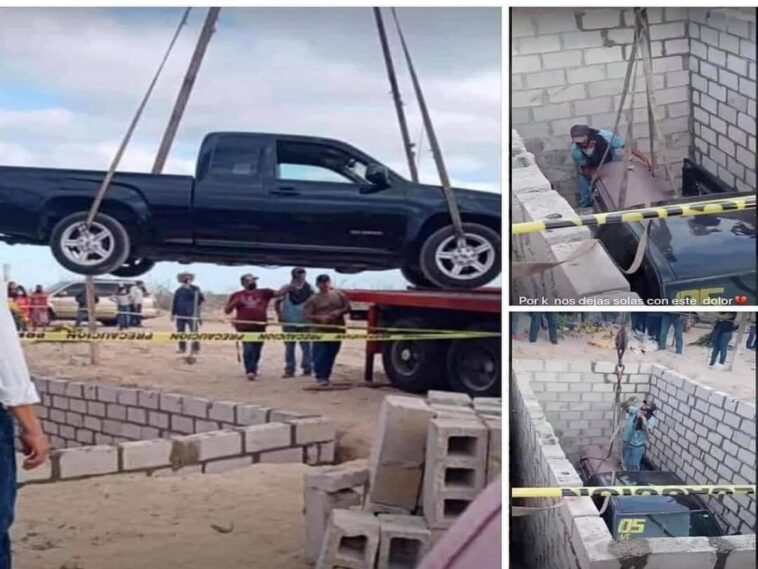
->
[[434, 233, 496, 281], [60, 222, 116, 266]]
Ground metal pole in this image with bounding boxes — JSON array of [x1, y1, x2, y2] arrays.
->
[[390, 8, 464, 237], [152, 7, 221, 174], [373, 7, 418, 183]]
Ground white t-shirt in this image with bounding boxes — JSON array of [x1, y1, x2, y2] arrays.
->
[[0, 280, 40, 407]]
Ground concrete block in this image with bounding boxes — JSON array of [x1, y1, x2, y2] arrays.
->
[[512, 55, 541, 74], [307, 464, 370, 493], [242, 423, 291, 453], [305, 445, 320, 466], [289, 417, 336, 445], [87, 401, 106, 417], [316, 509, 380, 569], [170, 415, 194, 434], [319, 441, 336, 464], [194, 419, 221, 433], [137, 390, 160, 410], [106, 404, 127, 421], [377, 515, 431, 569], [52, 395, 70, 410], [171, 430, 242, 465], [365, 501, 412, 515], [141, 427, 160, 440], [97, 386, 123, 403], [69, 398, 87, 414], [116, 388, 138, 406], [58, 445, 118, 479], [127, 407, 147, 425], [75, 429, 94, 445], [203, 456, 253, 474], [151, 465, 202, 477], [650, 22, 685, 40], [159, 393, 184, 414], [542, 50, 583, 70], [368, 396, 435, 510], [580, 9, 621, 30], [516, 35, 561, 55], [16, 454, 53, 483], [305, 487, 363, 563], [182, 397, 211, 418], [236, 404, 270, 425], [427, 390, 471, 407], [121, 439, 173, 471], [259, 447, 303, 464], [208, 400, 237, 423], [483, 418, 501, 483], [584, 47, 623, 65], [148, 411, 170, 430], [562, 31, 603, 49]]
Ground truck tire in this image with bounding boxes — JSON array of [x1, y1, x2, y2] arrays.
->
[[110, 258, 156, 278], [446, 324, 500, 397], [50, 212, 130, 276], [419, 223, 500, 289], [381, 317, 447, 393], [400, 266, 436, 289]]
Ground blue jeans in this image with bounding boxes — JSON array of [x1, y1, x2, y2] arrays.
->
[[242, 342, 263, 374], [747, 326, 756, 350], [623, 443, 645, 471], [577, 174, 593, 208], [74, 307, 88, 327], [130, 304, 142, 327], [710, 331, 732, 366], [0, 406, 17, 569], [631, 312, 646, 332], [312, 341, 341, 383], [117, 305, 130, 330], [529, 313, 557, 343], [283, 326, 312, 374], [659, 313, 684, 354], [176, 317, 200, 354]]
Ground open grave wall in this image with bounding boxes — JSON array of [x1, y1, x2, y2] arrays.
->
[[17, 376, 336, 484], [511, 359, 756, 569]]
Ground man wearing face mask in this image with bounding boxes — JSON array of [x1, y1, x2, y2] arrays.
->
[[620, 397, 658, 471], [225, 274, 288, 381], [570, 124, 651, 208]]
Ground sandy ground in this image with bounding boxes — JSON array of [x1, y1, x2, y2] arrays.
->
[[22, 312, 403, 461], [512, 318, 756, 400], [15, 313, 400, 568], [13, 465, 317, 569]]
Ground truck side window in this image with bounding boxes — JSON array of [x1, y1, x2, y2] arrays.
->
[[210, 136, 261, 178], [276, 141, 369, 185]]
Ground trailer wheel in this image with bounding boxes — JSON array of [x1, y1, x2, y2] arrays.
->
[[446, 324, 500, 397], [419, 223, 501, 289], [110, 258, 156, 277], [50, 212, 130, 276], [381, 317, 447, 393]]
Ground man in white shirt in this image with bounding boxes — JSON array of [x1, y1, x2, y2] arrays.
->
[[129, 281, 145, 327], [1, 281, 50, 569]]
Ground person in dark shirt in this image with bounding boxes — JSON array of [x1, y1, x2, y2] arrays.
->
[[709, 313, 737, 369], [224, 274, 288, 381], [303, 274, 350, 386], [171, 273, 205, 358], [74, 289, 99, 328]]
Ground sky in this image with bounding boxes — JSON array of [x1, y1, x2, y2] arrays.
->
[[0, 7, 501, 293]]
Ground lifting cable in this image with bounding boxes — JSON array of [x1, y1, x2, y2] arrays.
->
[[84, 7, 192, 228], [389, 8, 466, 240]]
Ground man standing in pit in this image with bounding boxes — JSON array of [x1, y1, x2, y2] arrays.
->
[[1, 282, 51, 569], [570, 124, 651, 208], [620, 397, 658, 471], [225, 274, 288, 381], [304, 275, 351, 387], [171, 273, 205, 360]]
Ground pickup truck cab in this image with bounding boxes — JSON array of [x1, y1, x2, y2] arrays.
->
[[0, 132, 501, 289], [593, 160, 756, 304]]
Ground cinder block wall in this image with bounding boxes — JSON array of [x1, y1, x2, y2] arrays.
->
[[511, 363, 757, 568], [514, 358, 757, 536], [511, 130, 640, 304], [689, 9, 757, 192], [647, 365, 757, 535], [17, 376, 336, 484], [512, 7, 757, 205]]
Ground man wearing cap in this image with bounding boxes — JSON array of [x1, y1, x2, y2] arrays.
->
[[275, 268, 315, 378], [570, 124, 651, 208], [620, 397, 658, 471], [225, 274, 289, 381], [171, 273, 205, 359], [1, 282, 51, 569], [304, 275, 351, 386]]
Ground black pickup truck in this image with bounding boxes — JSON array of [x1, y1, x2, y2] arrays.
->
[[594, 160, 756, 304], [0, 132, 501, 289]]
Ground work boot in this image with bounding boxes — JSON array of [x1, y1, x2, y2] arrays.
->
[[247, 373, 257, 381]]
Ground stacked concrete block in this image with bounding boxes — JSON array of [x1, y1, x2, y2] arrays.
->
[[376, 515, 431, 569], [305, 464, 369, 562], [368, 396, 435, 511], [422, 417, 488, 530], [482, 417, 501, 483], [426, 391, 472, 407], [18, 376, 337, 486], [316, 509, 380, 569]]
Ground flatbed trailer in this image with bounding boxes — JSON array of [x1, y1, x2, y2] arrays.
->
[[345, 288, 501, 396]]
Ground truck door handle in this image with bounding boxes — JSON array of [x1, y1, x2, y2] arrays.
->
[[269, 187, 301, 196]]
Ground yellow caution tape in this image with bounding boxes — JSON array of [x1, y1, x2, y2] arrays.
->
[[512, 485, 756, 498], [512, 195, 756, 235], [18, 330, 499, 344]]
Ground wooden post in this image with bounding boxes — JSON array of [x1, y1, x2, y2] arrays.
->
[[85, 276, 98, 365], [727, 313, 748, 371]]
